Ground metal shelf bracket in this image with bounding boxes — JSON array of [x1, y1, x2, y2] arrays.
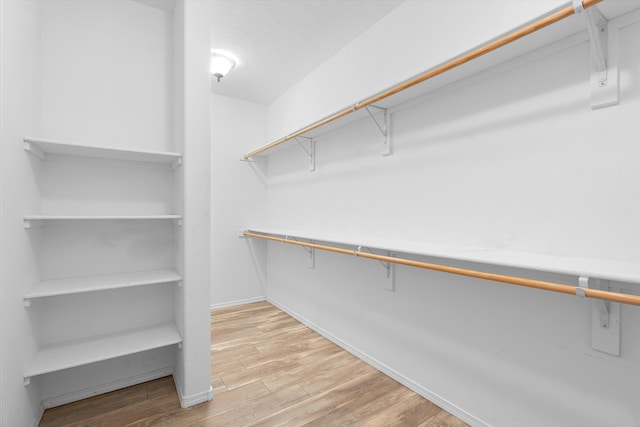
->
[[285, 236, 315, 268], [576, 5, 618, 109], [23, 141, 45, 160], [357, 246, 395, 291], [579, 276, 620, 356], [171, 157, 183, 170], [295, 137, 315, 172], [306, 245, 315, 269], [363, 105, 392, 156], [23, 218, 44, 229]]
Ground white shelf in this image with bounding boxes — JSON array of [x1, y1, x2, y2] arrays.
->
[[247, 228, 640, 285], [24, 323, 182, 379], [244, 3, 640, 160], [23, 214, 182, 228], [23, 137, 182, 166], [24, 269, 181, 301]]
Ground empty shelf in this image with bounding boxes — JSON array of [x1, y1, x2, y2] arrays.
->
[[23, 137, 182, 165], [24, 323, 182, 379], [23, 215, 182, 228], [246, 227, 640, 285], [24, 269, 181, 301]]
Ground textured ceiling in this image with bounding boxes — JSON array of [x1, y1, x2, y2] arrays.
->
[[211, 0, 404, 105]]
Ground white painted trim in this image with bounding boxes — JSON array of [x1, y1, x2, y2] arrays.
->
[[267, 297, 489, 427], [210, 296, 266, 311], [173, 377, 213, 408], [31, 402, 45, 427], [42, 366, 174, 409]]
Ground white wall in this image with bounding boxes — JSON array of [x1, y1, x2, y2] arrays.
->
[[40, 0, 174, 151], [172, 0, 213, 407], [258, 3, 640, 426], [210, 94, 267, 309], [0, 1, 44, 425]]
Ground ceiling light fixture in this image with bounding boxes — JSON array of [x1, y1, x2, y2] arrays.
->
[[210, 49, 239, 82]]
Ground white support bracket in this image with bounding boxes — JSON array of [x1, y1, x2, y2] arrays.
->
[[23, 218, 44, 229], [305, 245, 315, 269], [363, 105, 392, 156], [171, 157, 183, 170], [357, 246, 395, 291], [285, 236, 315, 269], [295, 136, 315, 172], [24, 377, 31, 386], [580, 6, 618, 109], [238, 155, 265, 163], [578, 276, 620, 356], [23, 141, 45, 160]]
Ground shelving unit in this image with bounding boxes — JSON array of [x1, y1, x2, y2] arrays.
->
[[23, 138, 183, 382], [23, 323, 182, 382]]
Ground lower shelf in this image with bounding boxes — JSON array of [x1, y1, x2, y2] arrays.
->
[[24, 323, 182, 381], [245, 228, 640, 285]]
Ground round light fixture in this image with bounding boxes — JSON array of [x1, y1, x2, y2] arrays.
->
[[210, 49, 239, 82]]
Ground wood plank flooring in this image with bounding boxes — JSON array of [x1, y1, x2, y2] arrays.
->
[[39, 302, 469, 426]]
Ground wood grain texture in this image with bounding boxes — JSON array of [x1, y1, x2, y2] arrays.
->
[[39, 302, 469, 426]]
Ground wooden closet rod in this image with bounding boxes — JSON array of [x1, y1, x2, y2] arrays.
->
[[243, 0, 603, 159], [244, 230, 640, 307]]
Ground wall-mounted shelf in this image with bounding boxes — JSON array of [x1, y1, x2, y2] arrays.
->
[[242, 0, 626, 164], [23, 137, 183, 168], [23, 323, 182, 383], [23, 269, 181, 305], [246, 228, 640, 356], [23, 215, 182, 228], [245, 228, 640, 286]]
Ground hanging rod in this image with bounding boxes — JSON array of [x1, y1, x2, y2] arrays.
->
[[243, 230, 640, 307], [243, 0, 603, 160]]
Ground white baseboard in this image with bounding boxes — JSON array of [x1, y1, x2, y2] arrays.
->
[[32, 401, 45, 427], [42, 366, 174, 409], [267, 297, 488, 427], [173, 377, 214, 408], [210, 296, 266, 311]]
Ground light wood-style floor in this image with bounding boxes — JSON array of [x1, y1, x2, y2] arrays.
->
[[40, 302, 469, 426]]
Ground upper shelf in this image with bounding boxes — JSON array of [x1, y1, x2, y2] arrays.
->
[[23, 137, 182, 167], [242, 0, 636, 160], [23, 215, 182, 228], [246, 227, 640, 286]]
